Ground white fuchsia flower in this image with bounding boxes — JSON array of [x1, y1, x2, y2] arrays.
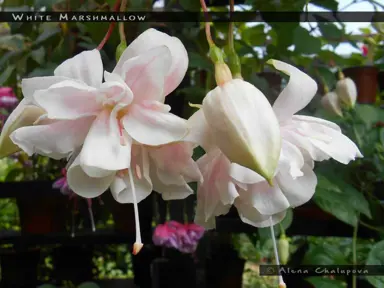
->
[[321, 91, 343, 117], [335, 77, 357, 109]]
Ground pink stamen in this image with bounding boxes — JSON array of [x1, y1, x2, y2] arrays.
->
[[118, 120, 126, 146]]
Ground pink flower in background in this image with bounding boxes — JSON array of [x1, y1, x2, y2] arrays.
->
[[0, 87, 18, 109], [52, 168, 72, 196], [362, 45, 368, 57], [152, 221, 205, 254]]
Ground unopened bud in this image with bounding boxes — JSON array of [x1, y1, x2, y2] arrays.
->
[[321, 91, 343, 117], [214, 63, 232, 86], [278, 235, 290, 265], [116, 41, 127, 62], [335, 77, 357, 108]]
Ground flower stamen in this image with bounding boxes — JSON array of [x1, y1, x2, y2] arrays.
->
[[269, 217, 286, 288], [127, 167, 143, 255], [87, 198, 96, 232]]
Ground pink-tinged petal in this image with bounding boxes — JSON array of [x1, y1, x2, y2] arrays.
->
[[113, 28, 188, 97], [276, 163, 317, 208], [241, 180, 290, 215], [119, 46, 171, 103], [110, 145, 152, 203], [230, 163, 265, 184], [0, 99, 45, 158], [122, 103, 188, 146], [184, 109, 215, 152], [10, 116, 95, 159], [67, 154, 115, 198], [21, 76, 69, 100], [181, 158, 203, 183], [54, 49, 103, 88], [80, 108, 132, 178], [100, 73, 133, 105], [235, 198, 287, 228], [33, 80, 101, 120], [268, 59, 318, 122], [197, 149, 239, 221]]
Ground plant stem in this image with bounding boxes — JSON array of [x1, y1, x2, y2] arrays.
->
[[269, 217, 286, 288], [118, 0, 128, 44], [228, 0, 235, 50], [199, 0, 215, 47], [352, 216, 359, 288], [97, 0, 121, 50]]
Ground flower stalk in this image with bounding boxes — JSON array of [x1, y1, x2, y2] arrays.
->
[[227, 0, 242, 79], [269, 217, 286, 288], [97, 0, 121, 50]]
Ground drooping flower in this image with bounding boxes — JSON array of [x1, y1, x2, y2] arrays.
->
[[335, 77, 357, 109], [201, 74, 281, 183], [53, 168, 72, 195], [3, 29, 189, 171], [153, 221, 204, 254], [191, 59, 362, 229], [268, 59, 362, 165], [321, 91, 343, 117]]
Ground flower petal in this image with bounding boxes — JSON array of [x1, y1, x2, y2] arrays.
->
[[119, 46, 171, 103], [122, 103, 188, 146], [292, 115, 341, 132], [235, 198, 287, 228], [67, 154, 115, 198], [276, 163, 317, 208], [80, 108, 132, 177], [0, 100, 45, 158], [229, 163, 265, 184], [279, 140, 305, 179], [268, 59, 318, 122], [33, 80, 101, 120], [202, 79, 281, 182], [184, 109, 215, 152], [10, 116, 95, 159], [113, 28, 188, 96], [22, 76, 69, 100], [54, 49, 103, 88], [242, 180, 290, 215], [110, 145, 152, 203]]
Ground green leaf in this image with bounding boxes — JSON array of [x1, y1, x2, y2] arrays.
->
[[0, 34, 25, 51], [241, 25, 267, 47], [365, 240, 384, 287], [305, 277, 346, 288], [354, 104, 384, 128], [37, 285, 57, 288], [34, 25, 61, 47], [303, 242, 348, 265], [316, 66, 337, 90], [293, 26, 322, 55], [30, 47, 45, 65], [189, 52, 213, 71], [179, 0, 201, 11], [310, 0, 338, 10], [0, 65, 15, 86], [318, 23, 343, 47]]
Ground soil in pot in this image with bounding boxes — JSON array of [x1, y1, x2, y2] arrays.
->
[[343, 66, 379, 104]]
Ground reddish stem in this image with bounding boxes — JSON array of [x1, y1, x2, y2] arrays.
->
[[97, 0, 122, 50]]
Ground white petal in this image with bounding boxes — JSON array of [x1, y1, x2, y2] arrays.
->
[[276, 163, 317, 208], [292, 115, 341, 132], [110, 145, 152, 203], [229, 163, 265, 184], [113, 28, 188, 96], [67, 154, 115, 198], [80, 108, 132, 177], [202, 79, 281, 182], [268, 59, 318, 122], [336, 78, 357, 108], [184, 109, 215, 152], [242, 181, 290, 215], [279, 140, 305, 179], [235, 198, 287, 228], [120, 46, 171, 103], [21, 76, 69, 100], [0, 100, 45, 158], [33, 80, 101, 120], [122, 103, 188, 146], [54, 49, 103, 88], [10, 116, 94, 159]]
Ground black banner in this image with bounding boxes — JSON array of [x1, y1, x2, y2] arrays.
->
[[259, 265, 384, 276], [1, 11, 384, 22]]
